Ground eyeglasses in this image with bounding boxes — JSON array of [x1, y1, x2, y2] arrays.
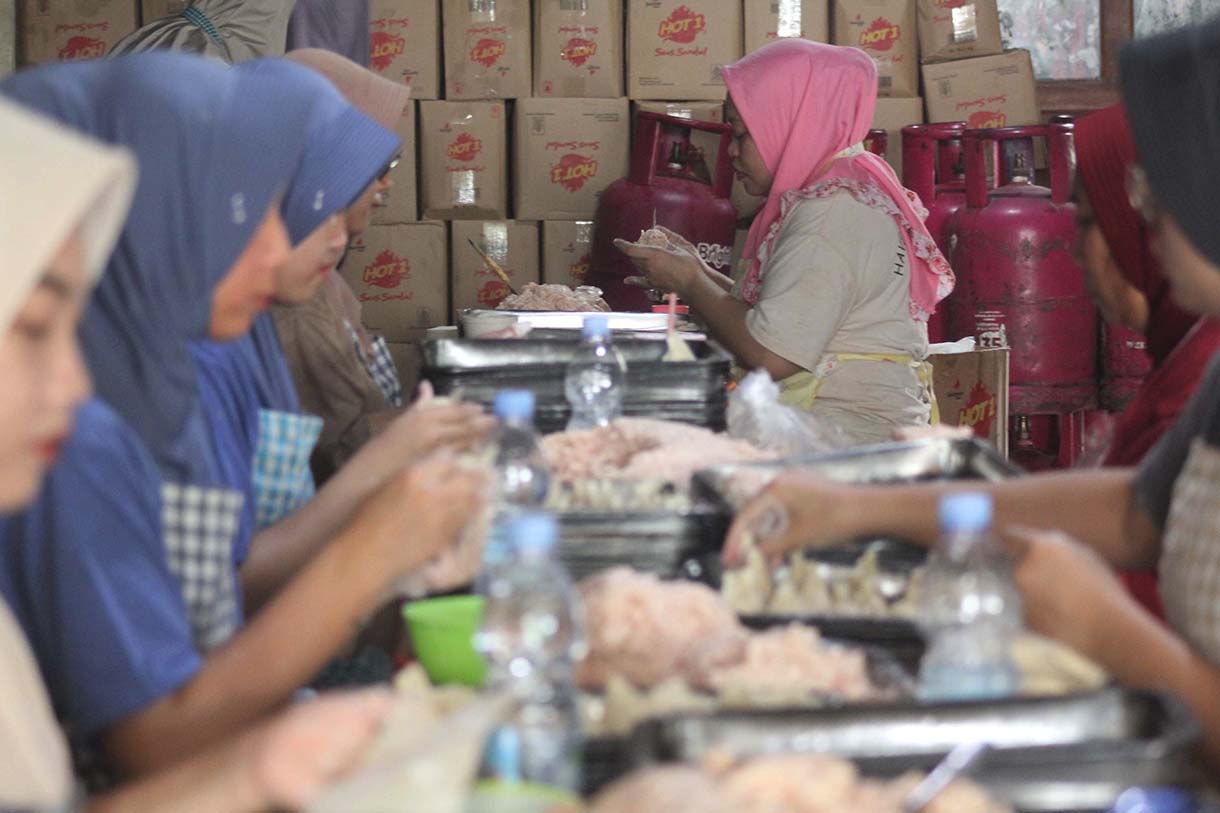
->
[[1126, 164, 1162, 229], [378, 154, 402, 182]]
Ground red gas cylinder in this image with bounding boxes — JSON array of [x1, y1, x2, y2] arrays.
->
[[589, 113, 737, 311], [864, 128, 888, 157], [1101, 323, 1152, 412], [902, 122, 967, 343], [947, 124, 1098, 416]]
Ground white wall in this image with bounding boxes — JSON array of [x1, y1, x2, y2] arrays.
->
[[1137, 0, 1220, 36]]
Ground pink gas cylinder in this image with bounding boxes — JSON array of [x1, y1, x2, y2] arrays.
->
[[1100, 323, 1152, 412], [589, 113, 737, 311], [902, 122, 967, 343], [947, 124, 1099, 416], [865, 128, 888, 157]]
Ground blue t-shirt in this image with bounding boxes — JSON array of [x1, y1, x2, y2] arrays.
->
[[0, 399, 202, 739]]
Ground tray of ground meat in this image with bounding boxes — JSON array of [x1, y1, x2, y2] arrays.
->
[[628, 688, 1202, 813], [422, 338, 733, 433]]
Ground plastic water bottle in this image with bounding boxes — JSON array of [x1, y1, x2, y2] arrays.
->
[[474, 512, 586, 804], [564, 316, 626, 431], [482, 391, 551, 585], [918, 492, 1023, 702]]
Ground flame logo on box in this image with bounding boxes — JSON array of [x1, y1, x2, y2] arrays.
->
[[551, 154, 599, 193], [570, 253, 591, 283], [370, 31, 406, 72], [658, 5, 706, 44], [364, 250, 411, 290], [471, 37, 507, 68], [58, 36, 107, 60], [447, 132, 483, 162], [959, 380, 997, 439], [968, 110, 1007, 129], [478, 279, 512, 308], [859, 18, 901, 51], [561, 37, 598, 67]]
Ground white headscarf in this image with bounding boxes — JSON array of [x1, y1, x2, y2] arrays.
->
[[0, 97, 135, 809]]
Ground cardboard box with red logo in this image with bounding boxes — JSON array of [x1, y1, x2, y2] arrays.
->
[[627, 0, 741, 101], [140, 0, 186, 23], [342, 222, 449, 343], [922, 50, 1039, 133], [420, 100, 508, 221], [535, 0, 623, 98], [916, 0, 1001, 64], [370, 0, 441, 100], [871, 96, 923, 178], [442, 0, 530, 100], [744, 0, 829, 53], [931, 346, 1010, 455], [372, 100, 418, 226], [20, 0, 138, 65], [832, 0, 918, 98], [632, 100, 724, 128], [450, 220, 541, 315], [541, 220, 595, 288], [514, 97, 630, 221]]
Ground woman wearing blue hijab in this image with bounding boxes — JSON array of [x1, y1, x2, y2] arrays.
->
[[0, 52, 485, 779]]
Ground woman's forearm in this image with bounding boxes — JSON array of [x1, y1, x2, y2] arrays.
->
[[824, 469, 1158, 567], [240, 435, 397, 613], [90, 733, 265, 813], [104, 526, 389, 776], [1094, 599, 1220, 769], [682, 274, 801, 380]]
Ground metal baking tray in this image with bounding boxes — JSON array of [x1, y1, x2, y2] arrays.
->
[[629, 688, 1203, 813], [422, 336, 732, 433], [460, 309, 680, 333], [556, 507, 730, 581], [693, 436, 1022, 511]]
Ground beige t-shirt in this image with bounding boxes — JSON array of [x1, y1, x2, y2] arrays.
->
[[0, 600, 72, 809], [741, 191, 931, 445]]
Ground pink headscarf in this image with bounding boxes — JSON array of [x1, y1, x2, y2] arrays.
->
[[721, 39, 953, 319]]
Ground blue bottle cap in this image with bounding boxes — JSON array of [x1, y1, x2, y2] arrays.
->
[[582, 315, 610, 339], [508, 511, 558, 556], [493, 390, 535, 422], [1112, 788, 1196, 813], [938, 492, 994, 534]]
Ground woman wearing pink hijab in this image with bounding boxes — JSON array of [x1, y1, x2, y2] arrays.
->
[[618, 40, 954, 445]]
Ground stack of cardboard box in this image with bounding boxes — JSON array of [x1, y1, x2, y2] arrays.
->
[[914, 0, 1040, 145]]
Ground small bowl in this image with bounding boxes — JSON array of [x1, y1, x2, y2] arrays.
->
[[402, 595, 487, 687]]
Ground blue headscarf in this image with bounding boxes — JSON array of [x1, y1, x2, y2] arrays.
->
[[191, 58, 400, 545], [0, 53, 317, 486]]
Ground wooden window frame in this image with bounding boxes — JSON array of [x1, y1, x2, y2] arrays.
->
[[1037, 0, 1134, 115]]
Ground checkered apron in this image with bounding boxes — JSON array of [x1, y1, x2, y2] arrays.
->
[[1160, 439, 1220, 664], [253, 409, 323, 530], [347, 321, 403, 408], [161, 483, 245, 651]]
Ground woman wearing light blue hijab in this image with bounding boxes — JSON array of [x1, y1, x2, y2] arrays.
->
[[0, 52, 485, 779]]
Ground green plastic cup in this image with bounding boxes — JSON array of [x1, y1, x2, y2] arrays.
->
[[402, 594, 487, 687]]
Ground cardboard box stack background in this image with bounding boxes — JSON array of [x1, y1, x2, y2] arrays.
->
[[8, 0, 1038, 397]]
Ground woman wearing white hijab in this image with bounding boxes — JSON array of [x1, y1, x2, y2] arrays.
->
[[0, 96, 393, 813]]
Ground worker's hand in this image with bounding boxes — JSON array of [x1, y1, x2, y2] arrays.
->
[[722, 472, 856, 568], [349, 453, 490, 579], [613, 237, 702, 299], [1001, 526, 1129, 665], [251, 688, 392, 809], [368, 393, 495, 470]]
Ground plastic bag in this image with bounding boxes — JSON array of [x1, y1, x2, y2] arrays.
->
[[727, 370, 848, 455]]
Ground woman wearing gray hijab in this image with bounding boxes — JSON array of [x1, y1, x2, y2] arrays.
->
[[110, 0, 295, 63]]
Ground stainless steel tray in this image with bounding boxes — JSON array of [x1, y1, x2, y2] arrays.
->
[[693, 437, 1021, 511], [422, 336, 732, 433], [628, 688, 1203, 812], [460, 309, 684, 334], [556, 507, 729, 581]]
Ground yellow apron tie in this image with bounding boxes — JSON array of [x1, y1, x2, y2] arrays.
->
[[733, 353, 939, 425]]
